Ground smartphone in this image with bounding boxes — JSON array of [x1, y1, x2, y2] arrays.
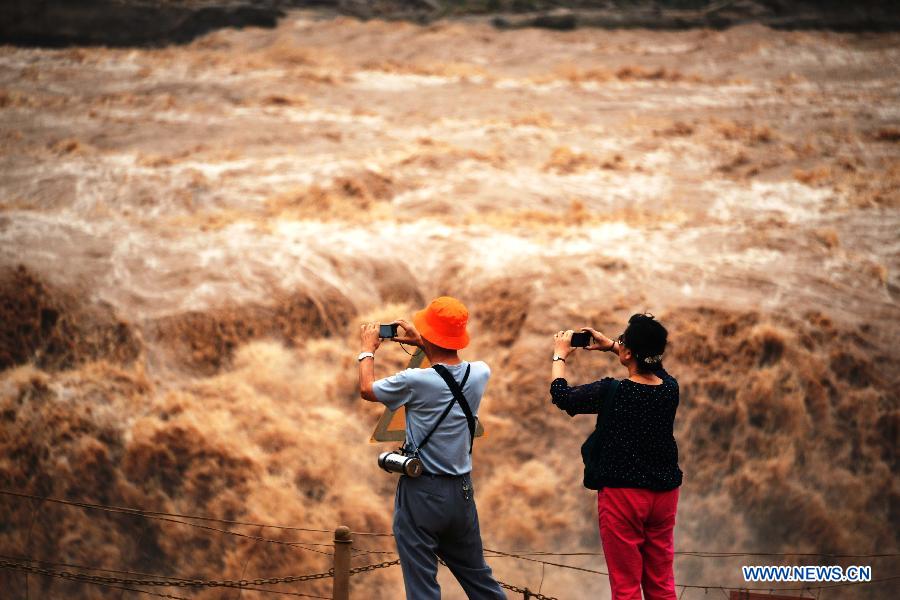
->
[[379, 324, 398, 339], [570, 332, 591, 348]]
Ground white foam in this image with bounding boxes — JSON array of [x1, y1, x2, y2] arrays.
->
[[351, 70, 458, 91], [706, 180, 835, 224]]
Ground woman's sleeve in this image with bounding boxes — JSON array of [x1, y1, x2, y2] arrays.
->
[[550, 377, 614, 416]]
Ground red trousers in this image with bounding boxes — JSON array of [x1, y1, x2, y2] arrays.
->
[[597, 487, 679, 600]]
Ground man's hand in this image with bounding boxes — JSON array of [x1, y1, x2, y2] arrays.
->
[[360, 322, 382, 354], [553, 330, 575, 359], [359, 322, 380, 402], [582, 327, 616, 352], [392, 319, 424, 348]]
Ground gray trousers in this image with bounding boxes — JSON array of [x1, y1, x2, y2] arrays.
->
[[393, 473, 507, 599]]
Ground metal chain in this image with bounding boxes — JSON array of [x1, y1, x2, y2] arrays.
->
[[497, 579, 559, 600], [439, 557, 559, 600], [93, 585, 190, 600], [443, 557, 558, 600], [0, 558, 334, 588], [348, 558, 401, 575], [350, 557, 560, 599]]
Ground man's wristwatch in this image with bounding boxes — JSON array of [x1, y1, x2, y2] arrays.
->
[[552, 354, 566, 362], [357, 352, 375, 362]]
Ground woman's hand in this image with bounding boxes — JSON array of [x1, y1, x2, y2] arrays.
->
[[553, 330, 575, 359], [582, 327, 615, 352], [392, 319, 424, 348], [359, 322, 382, 353]]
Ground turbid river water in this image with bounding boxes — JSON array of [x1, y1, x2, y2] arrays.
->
[[1, 11, 898, 599]]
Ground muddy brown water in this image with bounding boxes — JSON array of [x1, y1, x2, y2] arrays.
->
[[1, 12, 898, 599]]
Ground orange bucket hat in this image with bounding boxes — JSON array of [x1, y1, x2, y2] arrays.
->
[[413, 296, 470, 350]]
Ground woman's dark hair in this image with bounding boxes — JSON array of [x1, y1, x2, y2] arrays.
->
[[621, 313, 668, 373]]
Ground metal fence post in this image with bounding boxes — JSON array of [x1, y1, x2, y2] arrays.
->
[[333, 525, 352, 600]]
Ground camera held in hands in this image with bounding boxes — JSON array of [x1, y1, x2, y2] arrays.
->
[[378, 446, 423, 477], [379, 323, 399, 339], [570, 332, 591, 348]]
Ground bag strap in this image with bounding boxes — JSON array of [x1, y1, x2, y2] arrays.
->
[[594, 379, 621, 431], [582, 378, 622, 490], [415, 364, 472, 453], [426, 363, 477, 454]]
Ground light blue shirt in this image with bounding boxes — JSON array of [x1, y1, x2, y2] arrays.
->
[[373, 361, 490, 475]]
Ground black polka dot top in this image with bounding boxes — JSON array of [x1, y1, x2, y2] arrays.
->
[[550, 367, 683, 491]]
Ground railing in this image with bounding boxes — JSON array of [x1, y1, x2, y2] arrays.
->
[[1, 490, 898, 599]]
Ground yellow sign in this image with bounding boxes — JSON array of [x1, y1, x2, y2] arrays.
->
[[370, 348, 486, 442]]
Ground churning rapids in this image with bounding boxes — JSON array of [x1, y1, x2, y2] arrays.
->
[[1, 11, 898, 599]]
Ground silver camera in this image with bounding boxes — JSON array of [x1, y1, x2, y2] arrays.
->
[[378, 450, 423, 477]]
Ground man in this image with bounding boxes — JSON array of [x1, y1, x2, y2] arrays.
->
[[358, 296, 506, 600]]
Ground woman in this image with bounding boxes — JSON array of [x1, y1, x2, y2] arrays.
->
[[550, 313, 682, 600]]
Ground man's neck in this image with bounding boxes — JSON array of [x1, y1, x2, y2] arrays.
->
[[426, 349, 462, 366]]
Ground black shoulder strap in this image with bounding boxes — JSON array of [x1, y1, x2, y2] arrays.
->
[[427, 364, 477, 454], [594, 379, 621, 430], [582, 378, 623, 490], [415, 364, 472, 453]]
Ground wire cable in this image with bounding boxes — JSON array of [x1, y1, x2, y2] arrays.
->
[[4, 489, 897, 599], [0, 490, 336, 555], [0, 490, 332, 534], [1, 489, 396, 538], [678, 575, 900, 592], [483, 547, 900, 559], [484, 547, 609, 576], [481, 548, 900, 594]]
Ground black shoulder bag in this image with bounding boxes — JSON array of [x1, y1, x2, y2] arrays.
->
[[580, 379, 621, 490], [415, 364, 477, 455]]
